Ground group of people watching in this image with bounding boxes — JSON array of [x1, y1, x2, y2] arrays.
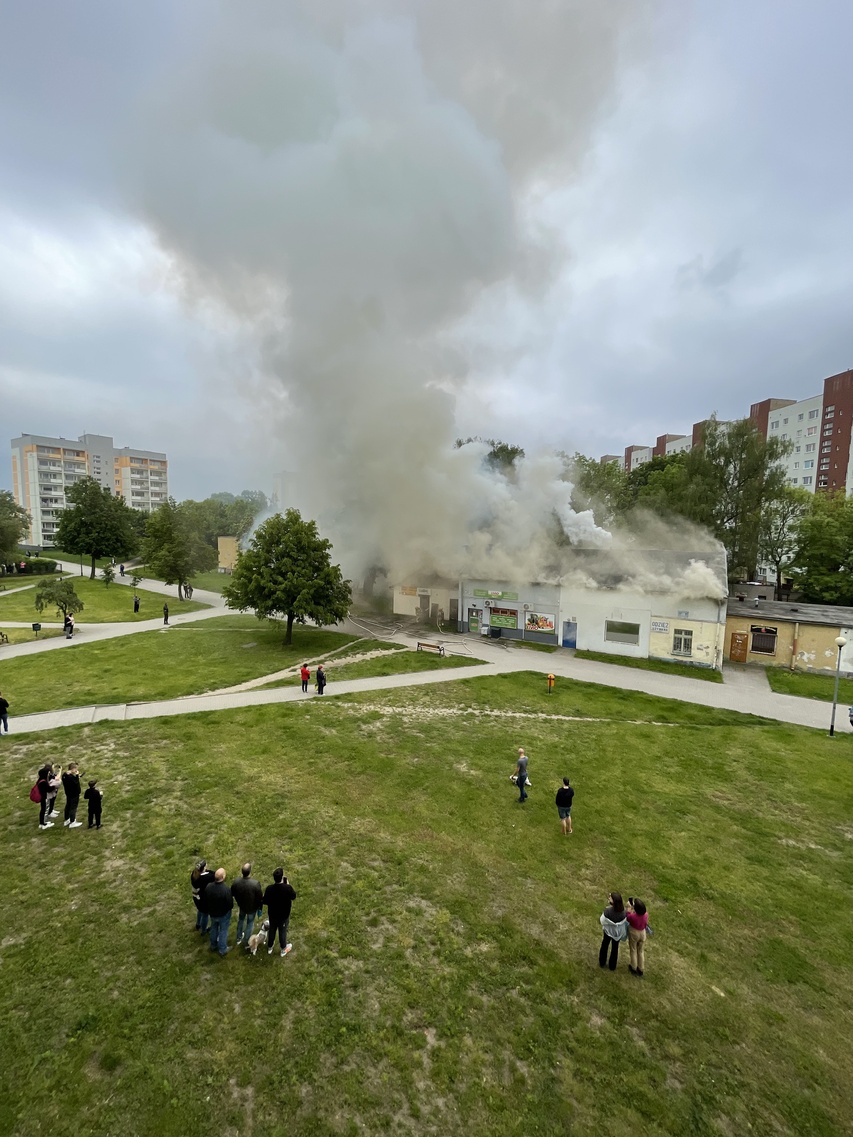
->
[[190, 860, 297, 958], [34, 762, 103, 830]]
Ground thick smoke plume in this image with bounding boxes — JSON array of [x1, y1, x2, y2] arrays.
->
[[126, 1, 653, 585]]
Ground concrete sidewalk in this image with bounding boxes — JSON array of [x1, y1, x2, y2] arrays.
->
[[2, 642, 842, 735]]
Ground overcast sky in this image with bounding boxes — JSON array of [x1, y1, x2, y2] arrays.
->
[[2, 0, 852, 501]]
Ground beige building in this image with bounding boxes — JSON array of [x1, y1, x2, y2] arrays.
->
[[218, 536, 239, 573], [10, 432, 168, 546], [726, 599, 853, 673]]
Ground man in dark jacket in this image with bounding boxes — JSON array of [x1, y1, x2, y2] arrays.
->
[[262, 868, 297, 957], [191, 861, 215, 934], [205, 868, 234, 957], [62, 763, 83, 828], [555, 777, 575, 835], [232, 862, 264, 947]]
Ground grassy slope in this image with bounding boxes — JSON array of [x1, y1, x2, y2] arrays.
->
[[260, 648, 483, 687], [0, 577, 208, 624], [1, 618, 358, 714], [766, 666, 853, 704], [140, 567, 228, 594], [0, 627, 63, 645], [0, 673, 850, 1136], [575, 648, 724, 683]]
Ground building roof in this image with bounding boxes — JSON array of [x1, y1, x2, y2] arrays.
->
[[726, 598, 853, 628]]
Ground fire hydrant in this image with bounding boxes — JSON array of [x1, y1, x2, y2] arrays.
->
[[547, 673, 555, 694]]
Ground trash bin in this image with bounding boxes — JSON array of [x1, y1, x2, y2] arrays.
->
[[490, 626, 502, 638]]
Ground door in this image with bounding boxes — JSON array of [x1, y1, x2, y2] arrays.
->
[[419, 595, 430, 619], [562, 620, 577, 649], [449, 598, 459, 624], [468, 607, 481, 633], [729, 631, 748, 662]]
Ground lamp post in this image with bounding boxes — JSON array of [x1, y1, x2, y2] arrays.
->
[[829, 635, 847, 737]]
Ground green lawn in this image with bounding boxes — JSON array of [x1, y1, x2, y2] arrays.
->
[[0, 673, 850, 1136], [766, 666, 853, 704], [575, 648, 724, 683], [0, 576, 208, 624], [141, 567, 229, 593], [46, 549, 117, 570], [0, 626, 64, 645], [1, 616, 357, 714], [259, 646, 485, 688]]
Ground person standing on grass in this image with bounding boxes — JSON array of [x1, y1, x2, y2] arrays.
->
[[61, 763, 83, 828], [163, 603, 169, 625], [599, 891, 628, 971], [191, 860, 214, 934], [133, 595, 140, 614], [232, 863, 264, 947], [627, 898, 648, 978], [555, 777, 574, 835], [0, 690, 9, 734], [36, 765, 53, 829], [262, 868, 297, 957], [84, 780, 103, 829], [316, 665, 327, 695], [45, 764, 62, 821], [300, 663, 311, 693], [205, 868, 234, 957], [513, 748, 529, 803]]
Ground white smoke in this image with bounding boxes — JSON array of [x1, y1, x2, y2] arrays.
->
[[122, 1, 650, 583]]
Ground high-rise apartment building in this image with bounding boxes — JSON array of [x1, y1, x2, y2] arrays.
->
[[10, 432, 168, 546], [611, 368, 853, 496]]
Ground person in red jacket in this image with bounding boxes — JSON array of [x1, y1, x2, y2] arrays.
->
[[300, 664, 310, 693], [627, 898, 649, 978]]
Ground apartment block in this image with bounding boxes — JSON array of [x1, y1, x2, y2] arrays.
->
[[10, 432, 168, 546], [607, 368, 853, 496]]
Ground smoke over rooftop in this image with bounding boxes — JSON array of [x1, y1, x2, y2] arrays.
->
[[125, 0, 652, 583]]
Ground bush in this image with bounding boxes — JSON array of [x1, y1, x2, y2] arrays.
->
[[7, 557, 59, 575]]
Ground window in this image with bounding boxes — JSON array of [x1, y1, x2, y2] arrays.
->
[[809, 409, 819, 419], [782, 433, 788, 440], [826, 404, 835, 412], [672, 628, 693, 656], [604, 620, 641, 646], [807, 427, 818, 435], [803, 476, 813, 485], [806, 443, 816, 452], [798, 413, 804, 421], [770, 421, 779, 430], [783, 417, 789, 424], [804, 460, 814, 469], [789, 477, 799, 485], [793, 462, 800, 469], [795, 446, 801, 453], [751, 626, 777, 655]]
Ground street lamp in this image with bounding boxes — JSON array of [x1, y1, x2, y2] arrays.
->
[[829, 635, 848, 737]]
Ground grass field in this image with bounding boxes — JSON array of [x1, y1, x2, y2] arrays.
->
[[46, 549, 117, 570], [575, 648, 724, 683], [259, 646, 483, 687], [766, 666, 853, 704], [140, 567, 229, 594], [0, 672, 850, 1137], [0, 576, 209, 624], [0, 626, 63, 645], [1, 617, 358, 714]]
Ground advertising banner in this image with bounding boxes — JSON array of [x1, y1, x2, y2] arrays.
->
[[525, 612, 555, 632], [490, 608, 518, 629], [473, 588, 519, 601]]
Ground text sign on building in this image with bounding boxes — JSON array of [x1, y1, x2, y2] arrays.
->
[[400, 587, 418, 596], [490, 607, 518, 628], [473, 589, 519, 601], [651, 620, 669, 633]]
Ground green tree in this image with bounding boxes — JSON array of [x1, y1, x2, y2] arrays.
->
[[0, 490, 31, 566], [55, 476, 138, 579], [455, 437, 525, 475], [223, 509, 352, 645], [101, 564, 116, 587], [679, 417, 790, 581], [565, 453, 630, 526], [141, 498, 217, 598], [759, 486, 811, 599], [130, 572, 143, 591], [35, 578, 84, 620], [791, 492, 853, 605]]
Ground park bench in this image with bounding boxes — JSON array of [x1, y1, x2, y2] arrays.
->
[[417, 641, 446, 656]]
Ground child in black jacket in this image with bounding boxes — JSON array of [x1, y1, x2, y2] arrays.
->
[[84, 780, 103, 829]]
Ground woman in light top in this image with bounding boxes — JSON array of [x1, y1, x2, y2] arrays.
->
[[598, 890, 628, 972]]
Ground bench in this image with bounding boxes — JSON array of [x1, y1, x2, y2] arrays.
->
[[417, 641, 446, 656]]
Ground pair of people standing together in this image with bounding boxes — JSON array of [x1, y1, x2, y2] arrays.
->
[[599, 891, 649, 976], [300, 664, 326, 694]]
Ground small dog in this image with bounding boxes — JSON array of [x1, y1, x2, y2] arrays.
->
[[247, 921, 270, 955], [509, 774, 533, 788]]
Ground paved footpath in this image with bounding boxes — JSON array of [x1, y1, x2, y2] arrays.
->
[[2, 626, 842, 735]]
